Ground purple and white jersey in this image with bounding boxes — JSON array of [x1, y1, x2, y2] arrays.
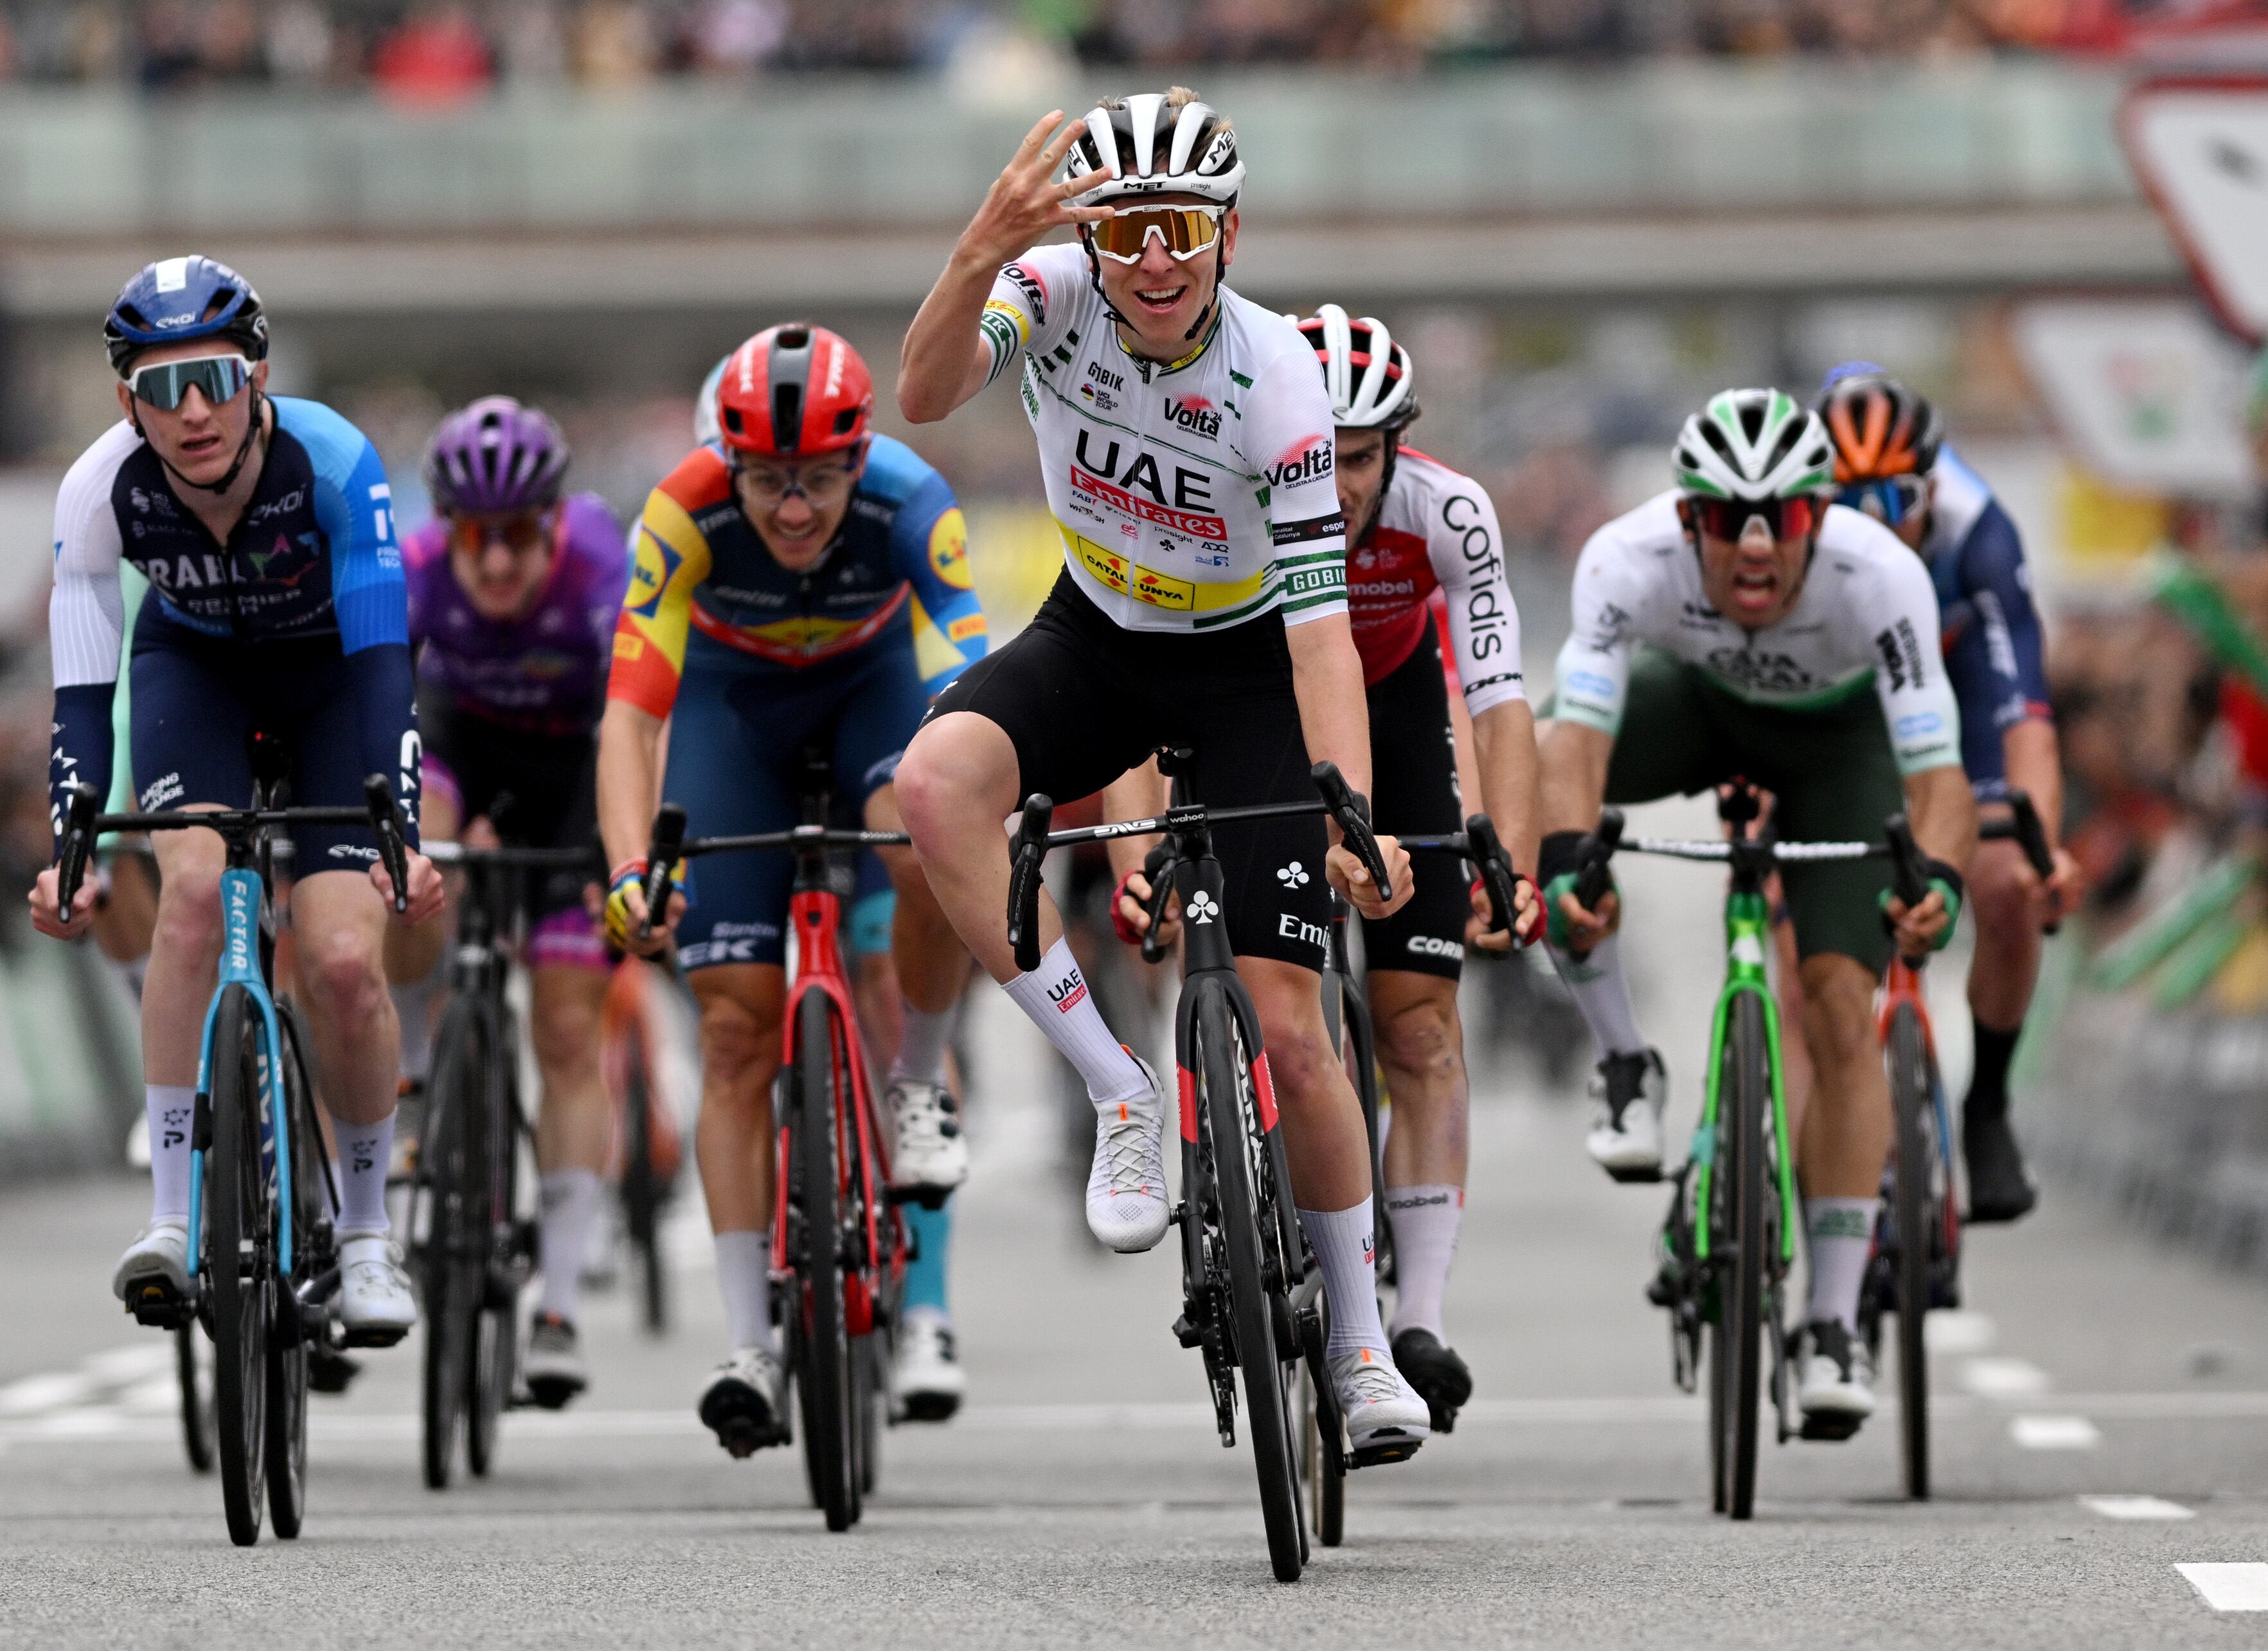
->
[[405, 492, 630, 736]]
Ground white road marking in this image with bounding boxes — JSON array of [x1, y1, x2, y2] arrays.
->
[[2080, 1495, 2193, 1520], [1963, 1357, 2051, 1397], [0, 1372, 99, 1416], [2178, 1563, 2268, 1611], [1922, 1310, 1996, 1355], [2012, 1415, 2100, 1449]]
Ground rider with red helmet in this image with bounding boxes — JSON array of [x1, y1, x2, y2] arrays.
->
[[598, 323, 990, 1452]]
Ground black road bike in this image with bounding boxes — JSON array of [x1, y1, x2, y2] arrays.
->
[[413, 839, 601, 1488]]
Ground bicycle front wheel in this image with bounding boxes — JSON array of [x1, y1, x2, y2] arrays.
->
[[1196, 986, 1304, 1583], [1888, 1001, 1933, 1501], [621, 1015, 670, 1337], [265, 1006, 323, 1537], [791, 988, 859, 1532], [1709, 989, 1769, 1522], [176, 1321, 215, 1474], [208, 985, 270, 1547], [418, 1002, 488, 1490], [467, 1017, 522, 1479]]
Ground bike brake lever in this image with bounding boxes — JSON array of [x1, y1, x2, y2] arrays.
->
[[362, 774, 411, 915], [1139, 840, 1175, 966], [53, 781, 101, 920], [2003, 788, 2062, 936], [1311, 761, 1389, 896], [641, 803, 687, 943], [1007, 793, 1055, 974], [1573, 807, 1623, 912], [1465, 812, 1525, 953]]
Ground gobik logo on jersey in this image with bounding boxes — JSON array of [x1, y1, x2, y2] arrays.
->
[[1265, 436, 1334, 490], [1163, 396, 1222, 439]]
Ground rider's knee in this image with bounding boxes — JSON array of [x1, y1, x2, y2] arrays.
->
[[1250, 991, 1332, 1106], [894, 716, 1011, 841], [697, 993, 781, 1102], [1376, 990, 1461, 1084], [1967, 843, 2029, 935], [151, 863, 224, 959], [530, 987, 600, 1076], [299, 924, 387, 1022], [1797, 956, 1877, 1065]]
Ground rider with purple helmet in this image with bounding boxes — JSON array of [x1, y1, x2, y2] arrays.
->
[[402, 394, 631, 1407]]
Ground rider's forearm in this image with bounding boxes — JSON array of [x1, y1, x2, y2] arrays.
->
[[1472, 699, 1541, 874], [2001, 717, 2063, 844], [899, 245, 999, 424], [596, 699, 666, 870], [1285, 615, 1372, 807], [1539, 719, 1612, 837], [1904, 762, 1979, 874]]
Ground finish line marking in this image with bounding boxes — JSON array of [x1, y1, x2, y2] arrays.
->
[[2179, 1564, 2268, 1611], [2012, 1415, 2100, 1450], [2080, 1495, 2193, 1520]]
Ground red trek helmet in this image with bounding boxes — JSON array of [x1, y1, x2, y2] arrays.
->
[[713, 323, 873, 460]]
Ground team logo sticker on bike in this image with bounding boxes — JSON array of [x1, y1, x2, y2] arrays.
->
[[1185, 890, 1219, 924]]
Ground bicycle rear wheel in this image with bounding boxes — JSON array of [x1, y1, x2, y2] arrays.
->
[[621, 1017, 670, 1337], [418, 1003, 488, 1490], [791, 988, 859, 1532], [1197, 986, 1304, 1582], [208, 985, 269, 1546], [1888, 1001, 1933, 1501], [266, 1007, 322, 1537], [467, 1022, 522, 1479], [1709, 990, 1769, 1522], [177, 1321, 215, 1474], [1295, 1285, 1344, 1548]]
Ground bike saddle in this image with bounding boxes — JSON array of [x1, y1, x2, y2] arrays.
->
[[249, 727, 296, 794], [1152, 744, 1197, 778]]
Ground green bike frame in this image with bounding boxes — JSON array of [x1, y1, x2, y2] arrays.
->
[[1688, 888, 1801, 1271]]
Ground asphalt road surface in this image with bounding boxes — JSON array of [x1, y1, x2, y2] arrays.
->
[[4, 797, 2267, 1649]]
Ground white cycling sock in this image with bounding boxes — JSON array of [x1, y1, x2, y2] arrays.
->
[[537, 1168, 603, 1324], [1804, 1198, 1879, 1334], [1301, 1199, 1389, 1360], [389, 972, 440, 1085], [889, 1003, 954, 1089], [713, 1229, 776, 1355], [146, 1085, 194, 1226], [1383, 1184, 1462, 1343], [335, 1112, 395, 1237], [1546, 933, 1647, 1059], [1003, 938, 1150, 1105]]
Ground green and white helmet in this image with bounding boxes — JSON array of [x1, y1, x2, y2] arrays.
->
[[1672, 388, 1836, 502]]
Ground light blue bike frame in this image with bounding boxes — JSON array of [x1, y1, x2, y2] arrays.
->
[[184, 866, 294, 1281]]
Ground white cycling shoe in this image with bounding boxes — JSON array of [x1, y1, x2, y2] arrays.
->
[[700, 1344, 789, 1458], [336, 1233, 418, 1346], [112, 1220, 190, 1312], [1329, 1347, 1432, 1459], [886, 1079, 969, 1197], [891, 1309, 967, 1422], [1585, 1048, 1668, 1182], [1085, 1059, 1170, 1253], [1795, 1319, 1877, 1429]]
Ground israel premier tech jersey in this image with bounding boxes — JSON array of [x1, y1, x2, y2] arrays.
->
[[1553, 490, 1961, 777], [979, 242, 1347, 634], [1918, 445, 2052, 789], [609, 434, 987, 718], [47, 398, 416, 840]]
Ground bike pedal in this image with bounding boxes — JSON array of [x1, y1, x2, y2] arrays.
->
[[714, 1418, 787, 1460], [307, 1345, 361, 1395], [339, 1324, 410, 1351], [1349, 1437, 1424, 1468], [1171, 1313, 1206, 1350], [127, 1289, 191, 1330], [1606, 1165, 1665, 1185], [1798, 1412, 1866, 1443]]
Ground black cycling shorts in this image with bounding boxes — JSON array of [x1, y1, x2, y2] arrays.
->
[[417, 686, 602, 938], [1361, 622, 1467, 982], [928, 572, 1331, 972]]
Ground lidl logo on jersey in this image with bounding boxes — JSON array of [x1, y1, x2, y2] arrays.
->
[[1163, 396, 1221, 439], [927, 508, 973, 589], [627, 529, 681, 620]]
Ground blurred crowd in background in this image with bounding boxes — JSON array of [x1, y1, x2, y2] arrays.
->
[[0, 0, 2195, 94]]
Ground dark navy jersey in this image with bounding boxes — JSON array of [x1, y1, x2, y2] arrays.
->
[[48, 398, 416, 843], [1919, 447, 2052, 787]]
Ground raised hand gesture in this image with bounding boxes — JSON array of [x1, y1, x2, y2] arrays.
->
[[958, 110, 1117, 269]]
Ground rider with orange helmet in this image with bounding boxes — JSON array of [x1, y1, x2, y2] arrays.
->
[[1816, 364, 2077, 1226], [597, 323, 989, 1450]]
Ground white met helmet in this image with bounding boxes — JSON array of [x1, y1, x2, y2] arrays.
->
[[1067, 91, 1243, 206], [1672, 388, 1836, 502], [1290, 305, 1416, 431]]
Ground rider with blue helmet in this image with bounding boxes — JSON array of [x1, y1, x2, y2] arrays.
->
[[31, 255, 445, 1343], [1816, 364, 2078, 1224]]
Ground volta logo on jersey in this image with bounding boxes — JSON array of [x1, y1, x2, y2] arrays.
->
[[1265, 437, 1333, 490], [1163, 396, 1221, 438]]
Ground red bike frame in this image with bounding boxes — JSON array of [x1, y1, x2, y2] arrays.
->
[[1875, 955, 1961, 1274]]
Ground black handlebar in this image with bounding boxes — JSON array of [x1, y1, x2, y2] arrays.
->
[[1310, 761, 1390, 896], [1573, 807, 1624, 912], [1883, 814, 1929, 909], [1994, 789, 2060, 936], [1463, 812, 1526, 947], [54, 783, 100, 919], [1138, 841, 1175, 966], [641, 803, 688, 943], [1008, 793, 1055, 973], [364, 775, 412, 915]]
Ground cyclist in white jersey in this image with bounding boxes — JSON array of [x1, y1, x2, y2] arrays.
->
[[1538, 390, 1976, 1425], [895, 89, 1435, 1452]]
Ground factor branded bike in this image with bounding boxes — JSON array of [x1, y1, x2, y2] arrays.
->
[[640, 747, 908, 1533], [57, 765, 414, 1547]]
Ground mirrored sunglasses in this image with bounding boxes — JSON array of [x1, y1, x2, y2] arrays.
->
[[1835, 476, 1927, 528], [1087, 204, 1226, 264], [1688, 495, 1819, 542], [127, 353, 253, 413]]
